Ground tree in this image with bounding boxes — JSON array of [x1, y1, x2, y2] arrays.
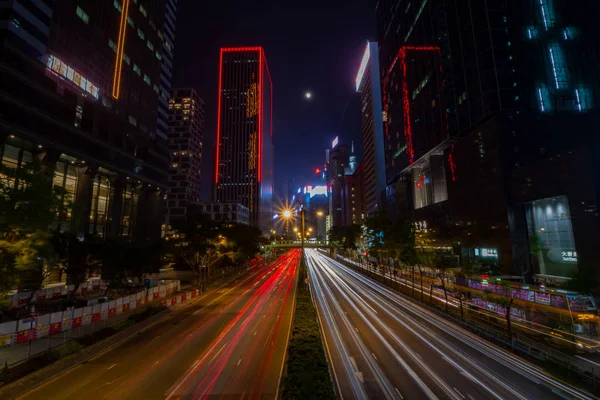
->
[[484, 281, 515, 341], [433, 254, 455, 313], [365, 211, 394, 267], [0, 160, 71, 297]]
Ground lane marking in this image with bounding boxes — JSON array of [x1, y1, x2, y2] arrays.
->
[[467, 394, 476, 400], [254, 331, 257, 336], [395, 387, 404, 399], [107, 364, 117, 370], [237, 358, 242, 366], [355, 327, 359, 333], [151, 335, 160, 341], [372, 352, 378, 361], [153, 361, 159, 366], [414, 352, 422, 359]]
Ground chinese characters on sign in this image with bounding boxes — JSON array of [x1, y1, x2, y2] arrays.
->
[[46, 55, 99, 99], [561, 250, 577, 262]]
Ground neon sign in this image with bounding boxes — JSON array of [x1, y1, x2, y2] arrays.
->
[[47, 56, 99, 99], [355, 42, 370, 92], [112, 0, 130, 99]]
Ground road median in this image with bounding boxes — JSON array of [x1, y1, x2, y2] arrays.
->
[[281, 252, 336, 400]]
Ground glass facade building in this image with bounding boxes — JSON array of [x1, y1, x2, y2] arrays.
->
[[214, 47, 273, 232], [376, 0, 600, 279], [0, 0, 178, 240]]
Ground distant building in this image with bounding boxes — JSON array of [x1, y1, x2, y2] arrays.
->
[[167, 88, 205, 222], [342, 161, 365, 226], [355, 41, 386, 217], [0, 0, 178, 240], [198, 203, 250, 226], [214, 47, 273, 232], [327, 140, 349, 228]]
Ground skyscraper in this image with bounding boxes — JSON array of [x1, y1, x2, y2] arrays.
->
[[0, 0, 177, 239], [214, 47, 273, 231], [327, 139, 349, 228], [167, 88, 205, 222], [355, 41, 386, 217], [376, 0, 600, 279]]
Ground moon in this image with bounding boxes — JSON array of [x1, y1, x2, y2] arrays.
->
[[305, 92, 312, 99]]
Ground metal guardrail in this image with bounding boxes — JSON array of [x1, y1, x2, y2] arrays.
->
[[269, 241, 333, 248]]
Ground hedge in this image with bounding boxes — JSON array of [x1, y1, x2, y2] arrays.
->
[[282, 257, 336, 400]]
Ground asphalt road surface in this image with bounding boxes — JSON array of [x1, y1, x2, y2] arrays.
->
[[306, 249, 596, 400], [17, 250, 300, 400]]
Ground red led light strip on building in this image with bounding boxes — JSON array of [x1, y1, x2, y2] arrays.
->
[[215, 48, 224, 183], [112, 0, 130, 99], [215, 47, 267, 184], [258, 48, 263, 182], [383, 46, 440, 164]]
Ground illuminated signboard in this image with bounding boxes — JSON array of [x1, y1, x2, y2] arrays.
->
[[355, 42, 371, 92], [475, 248, 498, 258], [47, 56, 99, 99], [562, 250, 577, 262], [310, 185, 327, 198], [332, 136, 339, 149]]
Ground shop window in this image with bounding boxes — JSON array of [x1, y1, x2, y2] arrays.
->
[[525, 195, 578, 278]]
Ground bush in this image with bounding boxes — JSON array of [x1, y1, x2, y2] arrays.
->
[[128, 305, 166, 323], [44, 341, 84, 362], [282, 260, 336, 400], [111, 319, 136, 332]]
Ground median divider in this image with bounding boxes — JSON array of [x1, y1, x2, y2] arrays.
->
[[281, 252, 336, 400]]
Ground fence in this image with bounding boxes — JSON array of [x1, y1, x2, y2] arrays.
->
[[6, 279, 108, 309], [0, 281, 182, 362]]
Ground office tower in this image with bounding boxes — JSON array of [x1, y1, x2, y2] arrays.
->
[[167, 88, 205, 222], [0, 0, 177, 239], [156, 0, 178, 141], [355, 41, 387, 217], [327, 139, 349, 228], [342, 162, 365, 226], [214, 47, 273, 231], [376, 0, 600, 279]]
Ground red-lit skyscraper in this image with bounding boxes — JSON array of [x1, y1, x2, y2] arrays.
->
[[214, 47, 273, 231]]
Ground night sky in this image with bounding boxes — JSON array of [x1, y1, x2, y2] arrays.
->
[[172, 0, 376, 200]]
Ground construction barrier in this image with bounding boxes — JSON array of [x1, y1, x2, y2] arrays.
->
[[0, 281, 182, 353]]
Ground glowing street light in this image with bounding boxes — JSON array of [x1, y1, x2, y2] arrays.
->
[[305, 91, 312, 99], [293, 227, 298, 232], [316, 210, 324, 216], [282, 209, 292, 219], [308, 227, 313, 232]]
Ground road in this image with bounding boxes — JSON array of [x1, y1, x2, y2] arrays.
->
[[17, 250, 300, 400], [306, 249, 596, 400]]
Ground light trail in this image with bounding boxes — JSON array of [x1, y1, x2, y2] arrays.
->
[[308, 250, 596, 400]]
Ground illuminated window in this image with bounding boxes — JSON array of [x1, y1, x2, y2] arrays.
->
[[153, 84, 159, 93], [137, 28, 144, 40], [127, 16, 134, 28], [156, 51, 162, 61], [139, 5, 147, 17], [548, 44, 568, 90], [143, 74, 151, 85], [147, 40, 154, 51], [76, 6, 90, 24], [114, 0, 122, 12], [133, 64, 141, 75], [128, 115, 137, 126], [108, 39, 117, 52]]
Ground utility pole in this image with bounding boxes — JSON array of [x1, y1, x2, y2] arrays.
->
[[301, 208, 305, 249]]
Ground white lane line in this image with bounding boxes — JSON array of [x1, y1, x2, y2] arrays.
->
[[414, 352, 422, 359], [372, 352, 378, 361], [152, 335, 160, 341], [153, 361, 159, 366], [454, 388, 465, 399], [355, 327, 359, 333], [254, 331, 257, 336], [395, 387, 404, 399], [237, 358, 242, 366], [466, 394, 476, 400], [107, 364, 117, 370]]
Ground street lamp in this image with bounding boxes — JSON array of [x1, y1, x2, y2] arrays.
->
[[283, 209, 292, 219], [308, 227, 313, 232], [317, 210, 324, 217]]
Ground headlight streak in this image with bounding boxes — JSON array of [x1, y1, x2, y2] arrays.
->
[[306, 253, 371, 399], [317, 251, 596, 400], [307, 253, 399, 399], [308, 250, 458, 400], [315, 252, 524, 400]]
